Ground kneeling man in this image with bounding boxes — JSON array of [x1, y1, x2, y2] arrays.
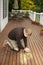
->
[[3, 27, 32, 52]]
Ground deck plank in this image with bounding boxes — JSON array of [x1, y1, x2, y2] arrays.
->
[[5, 50, 11, 65], [13, 52, 17, 65], [8, 50, 13, 65], [16, 52, 20, 65], [0, 48, 6, 65], [20, 50, 24, 65], [32, 30, 43, 65], [29, 39, 38, 65], [1, 47, 8, 65], [34, 31, 43, 65]]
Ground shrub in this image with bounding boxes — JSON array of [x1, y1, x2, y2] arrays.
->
[[32, 6, 40, 12], [21, 0, 35, 10], [25, 12, 29, 17]]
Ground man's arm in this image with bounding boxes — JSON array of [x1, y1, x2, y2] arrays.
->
[[16, 39, 24, 49], [23, 37, 27, 48]]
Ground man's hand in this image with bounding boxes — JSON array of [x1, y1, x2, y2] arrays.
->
[[24, 47, 31, 53]]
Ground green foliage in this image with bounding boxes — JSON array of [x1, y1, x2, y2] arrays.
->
[[9, 0, 43, 12], [25, 12, 29, 17], [32, 0, 43, 12], [21, 0, 35, 10], [32, 6, 40, 12], [9, 0, 14, 12]]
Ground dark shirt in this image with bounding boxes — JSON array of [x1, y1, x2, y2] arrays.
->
[[8, 27, 27, 48]]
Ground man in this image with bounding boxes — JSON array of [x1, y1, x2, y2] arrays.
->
[[3, 27, 32, 52]]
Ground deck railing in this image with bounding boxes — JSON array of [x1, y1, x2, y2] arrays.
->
[[11, 10, 43, 26], [29, 10, 43, 26]]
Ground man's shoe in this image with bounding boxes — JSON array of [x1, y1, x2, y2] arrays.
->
[[14, 48, 19, 52]]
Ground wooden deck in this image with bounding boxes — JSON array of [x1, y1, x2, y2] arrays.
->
[[0, 18, 43, 65]]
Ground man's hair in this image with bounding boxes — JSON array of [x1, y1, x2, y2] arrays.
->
[[24, 28, 32, 37]]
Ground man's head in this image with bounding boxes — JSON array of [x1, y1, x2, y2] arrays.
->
[[24, 28, 32, 37]]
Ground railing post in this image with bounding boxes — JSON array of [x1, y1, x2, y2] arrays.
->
[[34, 12, 36, 21], [40, 13, 43, 26]]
